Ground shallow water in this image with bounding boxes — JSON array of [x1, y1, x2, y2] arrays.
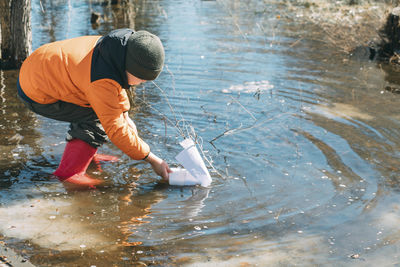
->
[[2, 0, 400, 266]]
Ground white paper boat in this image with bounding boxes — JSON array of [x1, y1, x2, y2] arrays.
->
[[169, 139, 212, 187]]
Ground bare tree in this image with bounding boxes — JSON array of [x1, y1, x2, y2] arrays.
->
[[0, 0, 12, 61], [0, 0, 32, 69]]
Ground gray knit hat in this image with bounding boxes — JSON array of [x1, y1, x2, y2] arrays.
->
[[125, 30, 165, 81]]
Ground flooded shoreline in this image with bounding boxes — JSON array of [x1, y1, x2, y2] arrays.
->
[[2, 0, 400, 266]]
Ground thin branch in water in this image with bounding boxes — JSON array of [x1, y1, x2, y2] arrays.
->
[[196, 134, 225, 179], [229, 96, 257, 121], [135, 95, 185, 137], [290, 37, 303, 48], [131, 70, 225, 180], [151, 80, 188, 137], [163, 117, 168, 139], [210, 112, 287, 145], [165, 65, 176, 95], [210, 124, 244, 145], [39, 0, 45, 13], [216, 0, 249, 45]]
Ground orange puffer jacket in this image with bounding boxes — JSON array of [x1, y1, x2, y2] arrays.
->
[[19, 29, 150, 160]]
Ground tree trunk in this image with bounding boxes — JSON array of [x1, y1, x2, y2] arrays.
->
[[0, 0, 12, 60], [10, 0, 32, 68], [379, 7, 400, 59], [0, 0, 31, 69]]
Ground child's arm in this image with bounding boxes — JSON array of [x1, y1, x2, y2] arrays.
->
[[123, 111, 137, 134], [145, 152, 172, 181], [87, 80, 150, 160], [123, 112, 171, 181], [87, 82, 171, 179]]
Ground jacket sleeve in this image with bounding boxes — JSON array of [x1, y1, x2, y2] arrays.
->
[[119, 89, 131, 112], [86, 79, 150, 160]]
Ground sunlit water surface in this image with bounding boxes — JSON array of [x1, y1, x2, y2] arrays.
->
[[1, 0, 400, 266]]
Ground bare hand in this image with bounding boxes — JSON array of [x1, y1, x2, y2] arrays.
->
[[145, 152, 172, 181]]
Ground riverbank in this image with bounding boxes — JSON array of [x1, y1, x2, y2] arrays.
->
[[282, 0, 398, 59]]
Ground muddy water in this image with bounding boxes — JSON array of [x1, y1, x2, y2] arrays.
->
[[1, 0, 400, 266]]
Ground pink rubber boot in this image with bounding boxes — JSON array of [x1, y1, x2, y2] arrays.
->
[[53, 139, 103, 187]]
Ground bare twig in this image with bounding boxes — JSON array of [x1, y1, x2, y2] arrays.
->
[[229, 96, 257, 121], [132, 72, 225, 179], [210, 112, 287, 145], [215, 0, 249, 44], [290, 37, 303, 48]]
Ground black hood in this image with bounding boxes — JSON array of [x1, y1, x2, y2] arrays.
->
[[91, 28, 134, 89]]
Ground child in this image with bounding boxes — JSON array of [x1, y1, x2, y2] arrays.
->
[[17, 28, 172, 186]]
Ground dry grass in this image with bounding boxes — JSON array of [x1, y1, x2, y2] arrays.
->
[[284, 0, 398, 54]]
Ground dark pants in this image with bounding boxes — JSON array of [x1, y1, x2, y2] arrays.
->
[[17, 81, 108, 148]]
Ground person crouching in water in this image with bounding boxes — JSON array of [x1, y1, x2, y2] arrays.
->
[[17, 29, 172, 187]]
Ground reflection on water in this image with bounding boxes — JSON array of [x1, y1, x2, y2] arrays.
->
[[2, 0, 400, 265]]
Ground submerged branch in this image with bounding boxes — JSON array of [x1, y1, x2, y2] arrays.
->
[[210, 112, 287, 145]]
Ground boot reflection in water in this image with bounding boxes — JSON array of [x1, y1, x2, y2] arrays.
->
[[53, 139, 118, 187]]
